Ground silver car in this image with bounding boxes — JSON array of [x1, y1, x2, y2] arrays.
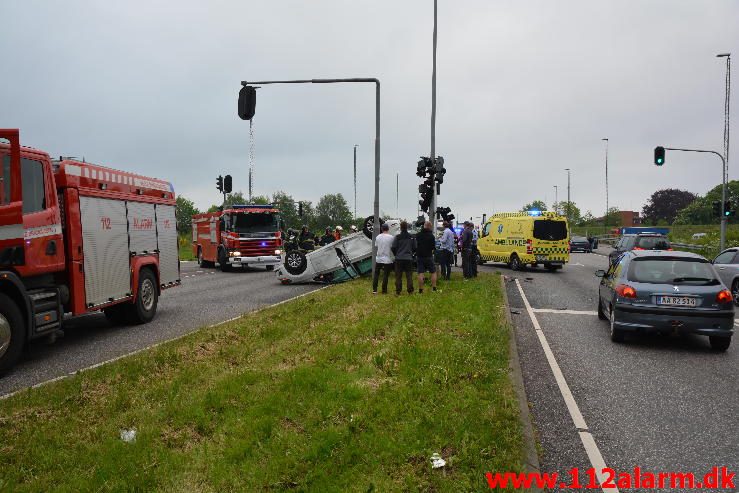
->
[[712, 248, 739, 302], [596, 250, 734, 351]]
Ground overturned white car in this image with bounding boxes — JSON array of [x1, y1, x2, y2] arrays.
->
[[277, 217, 401, 284]]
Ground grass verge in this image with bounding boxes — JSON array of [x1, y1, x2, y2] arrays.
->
[[0, 272, 523, 492]]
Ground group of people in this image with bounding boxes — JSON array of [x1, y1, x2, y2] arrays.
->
[[297, 224, 358, 250], [371, 219, 479, 295]]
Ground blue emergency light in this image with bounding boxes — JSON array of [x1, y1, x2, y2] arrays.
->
[[528, 210, 542, 216]]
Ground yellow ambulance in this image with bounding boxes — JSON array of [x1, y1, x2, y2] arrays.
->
[[478, 211, 570, 271]]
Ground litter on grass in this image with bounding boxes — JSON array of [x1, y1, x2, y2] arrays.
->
[[430, 453, 446, 469], [120, 428, 137, 443]]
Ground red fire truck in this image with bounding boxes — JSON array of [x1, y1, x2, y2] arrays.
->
[[192, 205, 283, 271], [0, 129, 180, 373]]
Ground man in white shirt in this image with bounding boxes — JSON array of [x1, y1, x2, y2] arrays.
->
[[439, 221, 456, 280], [373, 223, 395, 294]]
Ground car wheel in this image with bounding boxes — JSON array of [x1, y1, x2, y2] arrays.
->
[[362, 215, 385, 239], [709, 336, 731, 352], [284, 251, 308, 275], [597, 298, 607, 320], [509, 254, 521, 271], [609, 306, 625, 342], [0, 293, 26, 375], [732, 280, 739, 306], [126, 268, 158, 325]]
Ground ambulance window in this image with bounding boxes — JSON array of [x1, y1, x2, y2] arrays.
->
[[21, 158, 45, 214], [482, 223, 491, 237], [533, 219, 567, 241], [1, 154, 9, 205]]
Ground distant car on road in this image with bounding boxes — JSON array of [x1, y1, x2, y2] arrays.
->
[[609, 233, 671, 264], [712, 248, 739, 303], [595, 250, 734, 350], [569, 236, 592, 253]]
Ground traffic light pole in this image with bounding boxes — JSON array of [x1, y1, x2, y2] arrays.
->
[[241, 78, 382, 278], [663, 147, 727, 251], [429, 0, 438, 224]]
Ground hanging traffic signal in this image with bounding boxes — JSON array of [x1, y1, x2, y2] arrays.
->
[[434, 156, 446, 184], [223, 175, 233, 194], [724, 200, 733, 217], [216, 175, 224, 192], [654, 146, 665, 166], [238, 85, 257, 121], [713, 201, 721, 216], [416, 159, 427, 178], [419, 184, 433, 212]]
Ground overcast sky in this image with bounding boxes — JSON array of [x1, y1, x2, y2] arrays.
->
[[2, 0, 737, 223]]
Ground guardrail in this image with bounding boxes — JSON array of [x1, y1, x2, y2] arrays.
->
[[670, 242, 707, 251]]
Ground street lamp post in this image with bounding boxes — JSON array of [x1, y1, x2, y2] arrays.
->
[[602, 138, 609, 230], [717, 53, 731, 251], [430, 0, 439, 221], [564, 168, 571, 220], [353, 144, 359, 220], [553, 185, 558, 214]]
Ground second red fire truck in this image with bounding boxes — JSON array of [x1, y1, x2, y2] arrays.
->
[[192, 205, 283, 271], [0, 129, 180, 373]]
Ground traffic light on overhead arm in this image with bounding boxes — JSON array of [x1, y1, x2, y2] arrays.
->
[[654, 146, 665, 166], [238, 85, 257, 121]]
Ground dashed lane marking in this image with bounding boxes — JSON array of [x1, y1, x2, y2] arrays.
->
[[515, 279, 618, 493]]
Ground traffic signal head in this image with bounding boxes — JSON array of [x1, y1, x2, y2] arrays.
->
[[238, 85, 257, 121], [298, 202, 303, 217], [725, 200, 733, 217], [216, 175, 224, 192], [654, 146, 665, 166], [223, 175, 232, 194], [713, 201, 722, 216], [416, 159, 427, 177]]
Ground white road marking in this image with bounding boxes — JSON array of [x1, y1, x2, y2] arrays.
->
[[570, 262, 585, 267], [0, 285, 331, 401], [533, 308, 598, 316], [515, 279, 618, 493]]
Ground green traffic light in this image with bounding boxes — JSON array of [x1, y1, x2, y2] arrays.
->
[[657, 158, 663, 164]]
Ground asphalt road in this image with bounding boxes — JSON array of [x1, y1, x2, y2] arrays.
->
[[0, 262, 320, 397], [485, 250, 738, 492]]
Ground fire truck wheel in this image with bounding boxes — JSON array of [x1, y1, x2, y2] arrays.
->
[[218, 249, 232, 272], [128, 269, 158, 324], [198, 248, 214, 268], [284, 251, 308, 275], [0, 293, 25, 374], [363, 215, 385, 239]]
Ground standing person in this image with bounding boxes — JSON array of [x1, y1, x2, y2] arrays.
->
[[319, 227, 335, 246], [416, 221, 438, 293], [471, 224, 479, 277], [334, 226, 343, 241], [391, 220, 416, 295], [439, 220, 455, 280], [460, 221, 474, 279], [372, 223, 395, 294]]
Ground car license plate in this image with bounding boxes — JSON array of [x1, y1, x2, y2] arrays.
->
[[657, 296, 697, 307], [535, 255, 547, 262]]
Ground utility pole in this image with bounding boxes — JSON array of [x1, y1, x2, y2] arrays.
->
[[553, 185, 558, 214], [602, 138, 609, 230], [429, 0, 438, 221], [396, 172, 399, 217], [353, 144, 359, 219], [718, 53, 731, 251]]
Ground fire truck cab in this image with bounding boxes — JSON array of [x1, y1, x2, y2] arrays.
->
[[0, 129, 180, 373], [192, 205, 283, 271]]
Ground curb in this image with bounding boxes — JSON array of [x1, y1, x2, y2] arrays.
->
[[500, 274, 542, 489]]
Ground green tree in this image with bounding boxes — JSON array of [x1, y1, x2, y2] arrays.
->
[[207, 191, 270, 212], [641, 189, 697, 225], [552, 201, 581, 223], [603, 207, 621, 227], [674, 180, 739, 225], [175, 196, 200, 234], [272, 190, 300, 230], [314, 193, 353, 230], [521, 200, 547, 213]]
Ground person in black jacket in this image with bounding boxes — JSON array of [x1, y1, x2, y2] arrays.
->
[[415, 221, 438, 293], [460, 221, 474, 279], [319, 227, 335, 246], [391, 220, 416, 295]]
